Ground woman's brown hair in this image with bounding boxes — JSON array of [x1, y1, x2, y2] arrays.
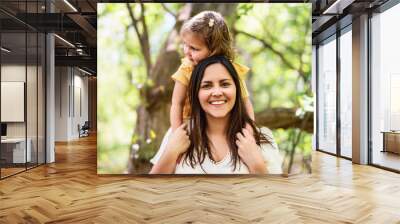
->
[[180, 11, 235, 60], [185, 55, 270, 172]]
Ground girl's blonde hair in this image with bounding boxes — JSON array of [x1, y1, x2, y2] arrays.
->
[[180, 11, 235, 60]]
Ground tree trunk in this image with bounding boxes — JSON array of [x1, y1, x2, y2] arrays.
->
[[127, 3, 238, 173]]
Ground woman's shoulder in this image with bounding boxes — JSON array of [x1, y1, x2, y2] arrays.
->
[[258, 126, 283, 174], [259, 126, 273, 136], [259, 127, 275, 144]]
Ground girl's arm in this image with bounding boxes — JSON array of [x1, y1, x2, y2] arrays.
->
[[170, 81, 187, 131], [244, 97, 255, 120], [150, 123, 190, 174]]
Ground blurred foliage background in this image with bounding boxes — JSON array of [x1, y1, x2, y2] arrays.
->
[[98, 3, 312, 174]]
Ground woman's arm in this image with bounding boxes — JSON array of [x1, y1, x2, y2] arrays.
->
[[149, 123, 190, 174], [149, 149, 181, 174], [170, 82, 187, 131]]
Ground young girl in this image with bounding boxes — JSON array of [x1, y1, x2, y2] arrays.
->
[[170, 10, 255, 131]]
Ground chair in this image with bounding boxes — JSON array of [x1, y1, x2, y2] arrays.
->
[[79, 121, 90, 138]]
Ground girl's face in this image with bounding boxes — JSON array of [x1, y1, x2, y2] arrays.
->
[[198, 63, 236, 120], [182, 32, 211, 65]]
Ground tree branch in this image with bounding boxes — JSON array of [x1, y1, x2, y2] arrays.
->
[[126, 3, 139, 35], [255, 108, 313, 133], [126, 3, 152, 76], [262, 23, 302, 57], [140, 3, 152, 73], [235, 29, 297, 72], [300, 13, 311, 83], [236, 28, 312, 94], [161, 3, 177, 19]]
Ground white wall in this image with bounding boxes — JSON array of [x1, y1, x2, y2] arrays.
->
[[73, 72, 89, 138], [1, 65, 36, 138], [55, 66, 69, 141], [55, 67, 89, 141]]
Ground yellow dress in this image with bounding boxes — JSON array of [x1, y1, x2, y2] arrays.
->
[[171, 58, 250, 119]]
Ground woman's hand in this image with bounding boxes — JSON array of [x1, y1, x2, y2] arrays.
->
[[236, 126, 267, 174], [149, 123, 190, 174], [244, 123, 254, 136], [166, 123, 190, 157]]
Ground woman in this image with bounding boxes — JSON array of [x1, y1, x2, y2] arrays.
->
[[150, 55, 283, 174]]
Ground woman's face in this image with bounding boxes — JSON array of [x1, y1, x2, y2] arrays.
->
[[198, 63, 236, 119]]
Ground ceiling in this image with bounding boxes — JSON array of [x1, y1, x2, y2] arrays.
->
[[311, 0, 389, 43], [0, 0, 97, 75]]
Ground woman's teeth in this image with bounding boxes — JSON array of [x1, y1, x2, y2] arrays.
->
[[210, 100, 226, 105]]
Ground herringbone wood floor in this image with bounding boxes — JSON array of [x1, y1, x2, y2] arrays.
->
[[1, 134, 400, 223]]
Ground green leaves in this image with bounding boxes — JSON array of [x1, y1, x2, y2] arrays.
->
[[98, 3, 313, 173], [236, 3, 254, 20], [234, 3, 312, 166]]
